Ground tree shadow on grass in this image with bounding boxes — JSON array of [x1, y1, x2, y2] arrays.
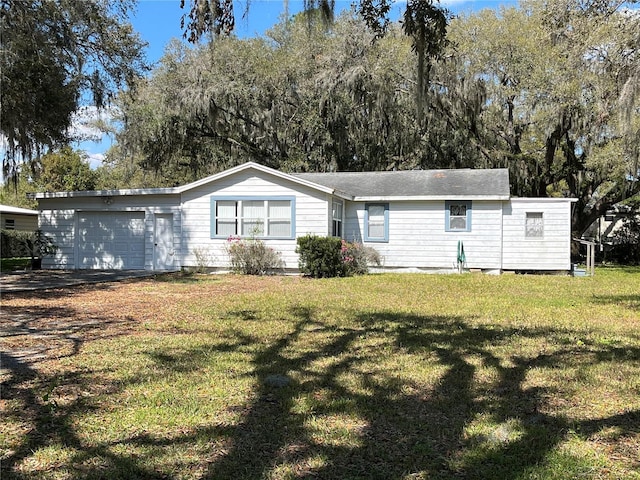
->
[[198, 309, 640, 480], [3, 298, 639, 479], [0, 289, 164, 479]]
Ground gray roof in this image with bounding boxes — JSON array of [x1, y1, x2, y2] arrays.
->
[[292, 168, 510, 199]]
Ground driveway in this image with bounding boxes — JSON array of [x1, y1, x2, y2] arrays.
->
[[0, 270, 158, 293]]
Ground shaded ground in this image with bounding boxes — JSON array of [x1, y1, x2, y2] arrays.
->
[[0, 270, 157, 293]]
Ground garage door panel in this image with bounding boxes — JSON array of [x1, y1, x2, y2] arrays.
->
[[78, 212, 146, 269]]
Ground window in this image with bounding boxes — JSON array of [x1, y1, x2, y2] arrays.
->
[[364, 203, 388, 242], [445, 201, 472, 232], [526, 212, 544, 238], [332, 200, 343, 237], [4, 219, 15, 230], [211, 197, 295, 238]]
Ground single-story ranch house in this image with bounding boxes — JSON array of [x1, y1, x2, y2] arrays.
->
[[34, 162, 575, 273]]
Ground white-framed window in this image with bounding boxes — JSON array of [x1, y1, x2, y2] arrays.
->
[[211, 197, 295, 238], [364, 203, 389, 242], [525, 212, 544, 238], [445, 201, 472, 232], [332, 200, 343, 237], [4, 219, 15, 230]]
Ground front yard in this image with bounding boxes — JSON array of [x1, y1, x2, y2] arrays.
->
[[1, 269, 639, 479]]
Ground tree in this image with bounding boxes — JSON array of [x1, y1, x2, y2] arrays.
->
[[448, 1, 640, 234], [0, 0, 147, 178], [178, 0, 449, 139], [35, 147, 98, 192], [111, 10, 479, 180], [402, 0, 448, 127], [0, 170, 38, 209]]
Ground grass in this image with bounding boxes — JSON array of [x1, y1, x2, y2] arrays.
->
[[0, 257, 31, 272], [1, 268, 639, 479]]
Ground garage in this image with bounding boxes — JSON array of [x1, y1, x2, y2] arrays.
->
[[77, 212, 146, 269]]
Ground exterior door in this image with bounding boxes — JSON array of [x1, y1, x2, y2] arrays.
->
[[154, 214, 174, 270]]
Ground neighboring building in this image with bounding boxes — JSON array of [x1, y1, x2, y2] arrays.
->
[[0, 204, 38, 232], [582, 203, 640, 247], [33, 162, 575, 273]]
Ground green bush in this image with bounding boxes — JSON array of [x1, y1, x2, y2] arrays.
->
[[296, 235, 345, 278], [1, 230, 30, 258], [0, 229, 57, 269], [225, 235, 284, 275], [341, 240, 383, 275], [296, 235, 383, 278]]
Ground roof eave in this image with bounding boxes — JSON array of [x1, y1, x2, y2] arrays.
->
[[352, 195, 511, 202], [177, 162, 337, 196], [33, 187, 179, 199]]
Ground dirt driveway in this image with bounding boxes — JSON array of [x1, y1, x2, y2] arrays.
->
[[1, 275, 159, 377], [0, 269, 157, 293]]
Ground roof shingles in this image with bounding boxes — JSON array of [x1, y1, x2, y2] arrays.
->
[[292, 168, 510, 199]]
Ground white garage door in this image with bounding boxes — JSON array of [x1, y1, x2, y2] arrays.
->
[[78, 212, 146, 269]]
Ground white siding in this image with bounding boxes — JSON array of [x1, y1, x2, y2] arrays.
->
[[39, 209, 75, 269], [180, 170, 330, 270], [38, 195, 180, 270], [502, 199, 573, 271], [1, 213, 38, 231], [344, 200, 503, 271]]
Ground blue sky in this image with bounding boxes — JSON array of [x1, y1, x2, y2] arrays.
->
[[129, 0, 520, 66], [77, 0, 519, 166]]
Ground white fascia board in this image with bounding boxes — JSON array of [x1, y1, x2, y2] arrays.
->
[[509, 197, 578, 203], [352, 195, 511, 202], [0, 204, 39, 215], [177, 161, 337, 196], [33, 188, 178, 199]]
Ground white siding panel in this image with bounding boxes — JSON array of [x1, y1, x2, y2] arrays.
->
[[346, 200, 503, 270], [37, 195, 180, 270], [502, 199, 572, 270], [39, 209, 75, 269], [180, 170, 330, 269], [1, 213, 38, 231]]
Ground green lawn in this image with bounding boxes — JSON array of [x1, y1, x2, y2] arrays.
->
[[1, 268, 639, 479], [0, 257, 31, 272]]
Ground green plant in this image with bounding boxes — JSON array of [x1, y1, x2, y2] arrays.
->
[[1, 229, 57, 268], [296, 235, 383, 278], [225, 235, 284, 275], [609, 216, 640, 265], [341, 239, 382, 275], [1, 229, 30, 258], [296, 235, 345, 278]]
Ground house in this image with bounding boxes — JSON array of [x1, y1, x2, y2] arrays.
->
[[33, 162, 575, 273], [0, 204, 39, 232]]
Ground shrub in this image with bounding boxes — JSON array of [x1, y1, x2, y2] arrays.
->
[[296, 235, 383, 278], [1, 229, 57, 267], [341, 240, 382, 275], [192, 247, 215, 273], [225, 235, 284, 275], [296, 235, 345, 278], [1, 230, 30, 258]]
